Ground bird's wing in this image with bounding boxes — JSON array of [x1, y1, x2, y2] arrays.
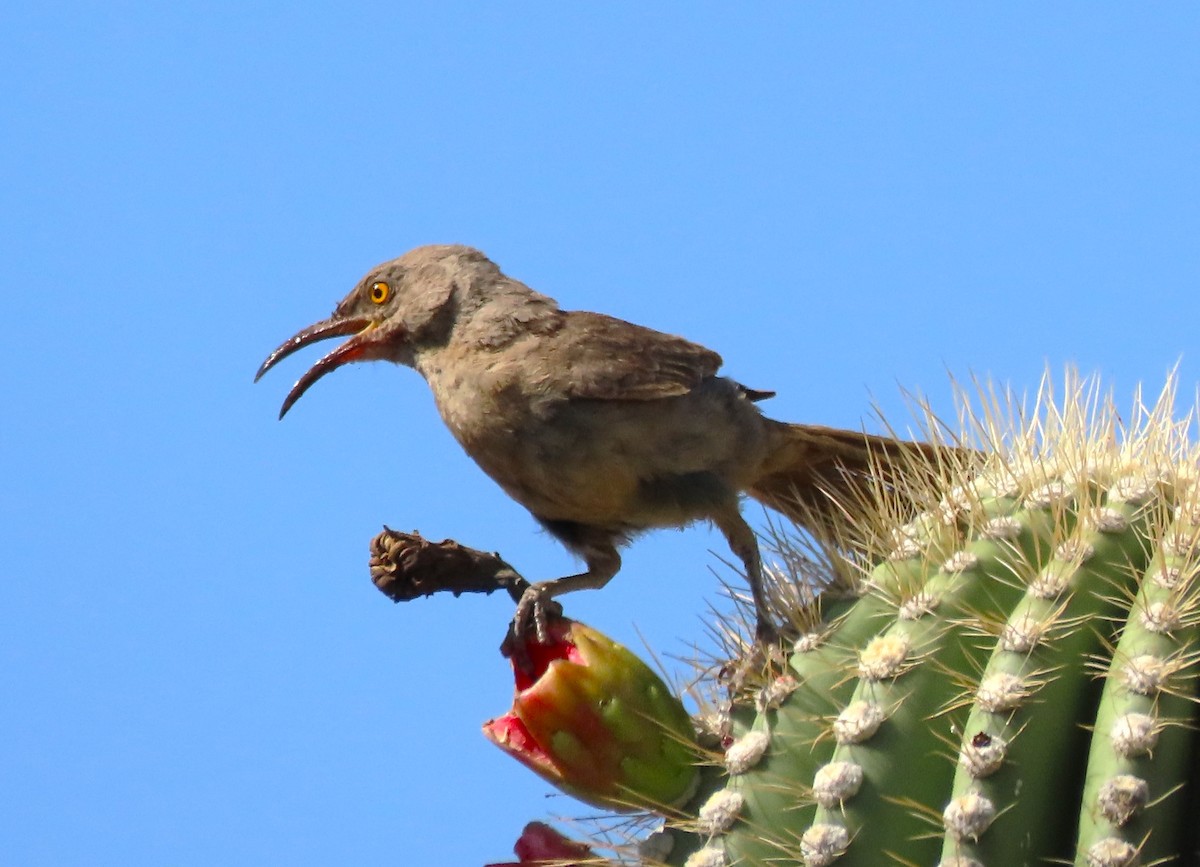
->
[[545, 311, 724, 401]]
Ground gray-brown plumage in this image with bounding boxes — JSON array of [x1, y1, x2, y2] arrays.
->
[[256, 244, 937, 640]]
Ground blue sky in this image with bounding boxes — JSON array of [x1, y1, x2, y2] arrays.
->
[[3, 4, 1198, 865]]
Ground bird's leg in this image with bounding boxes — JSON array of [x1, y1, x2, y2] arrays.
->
[[712, 504, 779, 643], [513, 544, 622, 644]]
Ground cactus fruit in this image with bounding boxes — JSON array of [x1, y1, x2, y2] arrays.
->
[[485, 821, 597, 866], [485, 617, 699, 813]]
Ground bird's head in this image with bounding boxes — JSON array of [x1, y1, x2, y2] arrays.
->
[[255, 244, 495, 418]]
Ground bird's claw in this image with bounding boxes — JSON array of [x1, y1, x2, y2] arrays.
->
[[754, 615, 781, 645], [502, 583, 565, 675], [716, 618, 791, 693], [513, 582, 564, 645]]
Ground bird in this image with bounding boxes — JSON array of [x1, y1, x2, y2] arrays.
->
[[256, 244, 941, 642]]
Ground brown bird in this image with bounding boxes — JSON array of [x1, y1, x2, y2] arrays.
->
[[257, 245, 934, 641]]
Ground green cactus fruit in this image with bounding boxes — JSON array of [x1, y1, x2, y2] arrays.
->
[[647, 373, 1200, 867], [484, 617, 699, 813]]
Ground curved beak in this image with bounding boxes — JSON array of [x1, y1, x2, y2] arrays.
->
[[255, 315, 377, 418]]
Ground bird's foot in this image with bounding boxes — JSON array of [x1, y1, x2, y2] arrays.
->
[[718, 620, 791, 693], [513, 581, 565, 643], [502, 583, 565, 675], [754, 615, 781, 645], [514, 581, 565, 640], [736, 614, 790, 686]]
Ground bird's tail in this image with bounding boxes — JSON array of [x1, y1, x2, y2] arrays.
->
[[748, 421, 962, 539]]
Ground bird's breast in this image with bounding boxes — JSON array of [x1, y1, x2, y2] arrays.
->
[[450, 395, 648, 523], [417, 344, 774, 528]]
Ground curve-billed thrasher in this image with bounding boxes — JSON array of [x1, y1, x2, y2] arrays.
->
[[257, 245, 935, 640]]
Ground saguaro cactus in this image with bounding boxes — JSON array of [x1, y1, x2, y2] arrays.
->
[[654, 373, 1200, 867]]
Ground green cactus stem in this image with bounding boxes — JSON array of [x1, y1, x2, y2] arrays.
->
[[648, 372, 1200, 867]]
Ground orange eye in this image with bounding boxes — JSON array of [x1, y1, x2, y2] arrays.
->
[[369, 281, 390, 304]]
